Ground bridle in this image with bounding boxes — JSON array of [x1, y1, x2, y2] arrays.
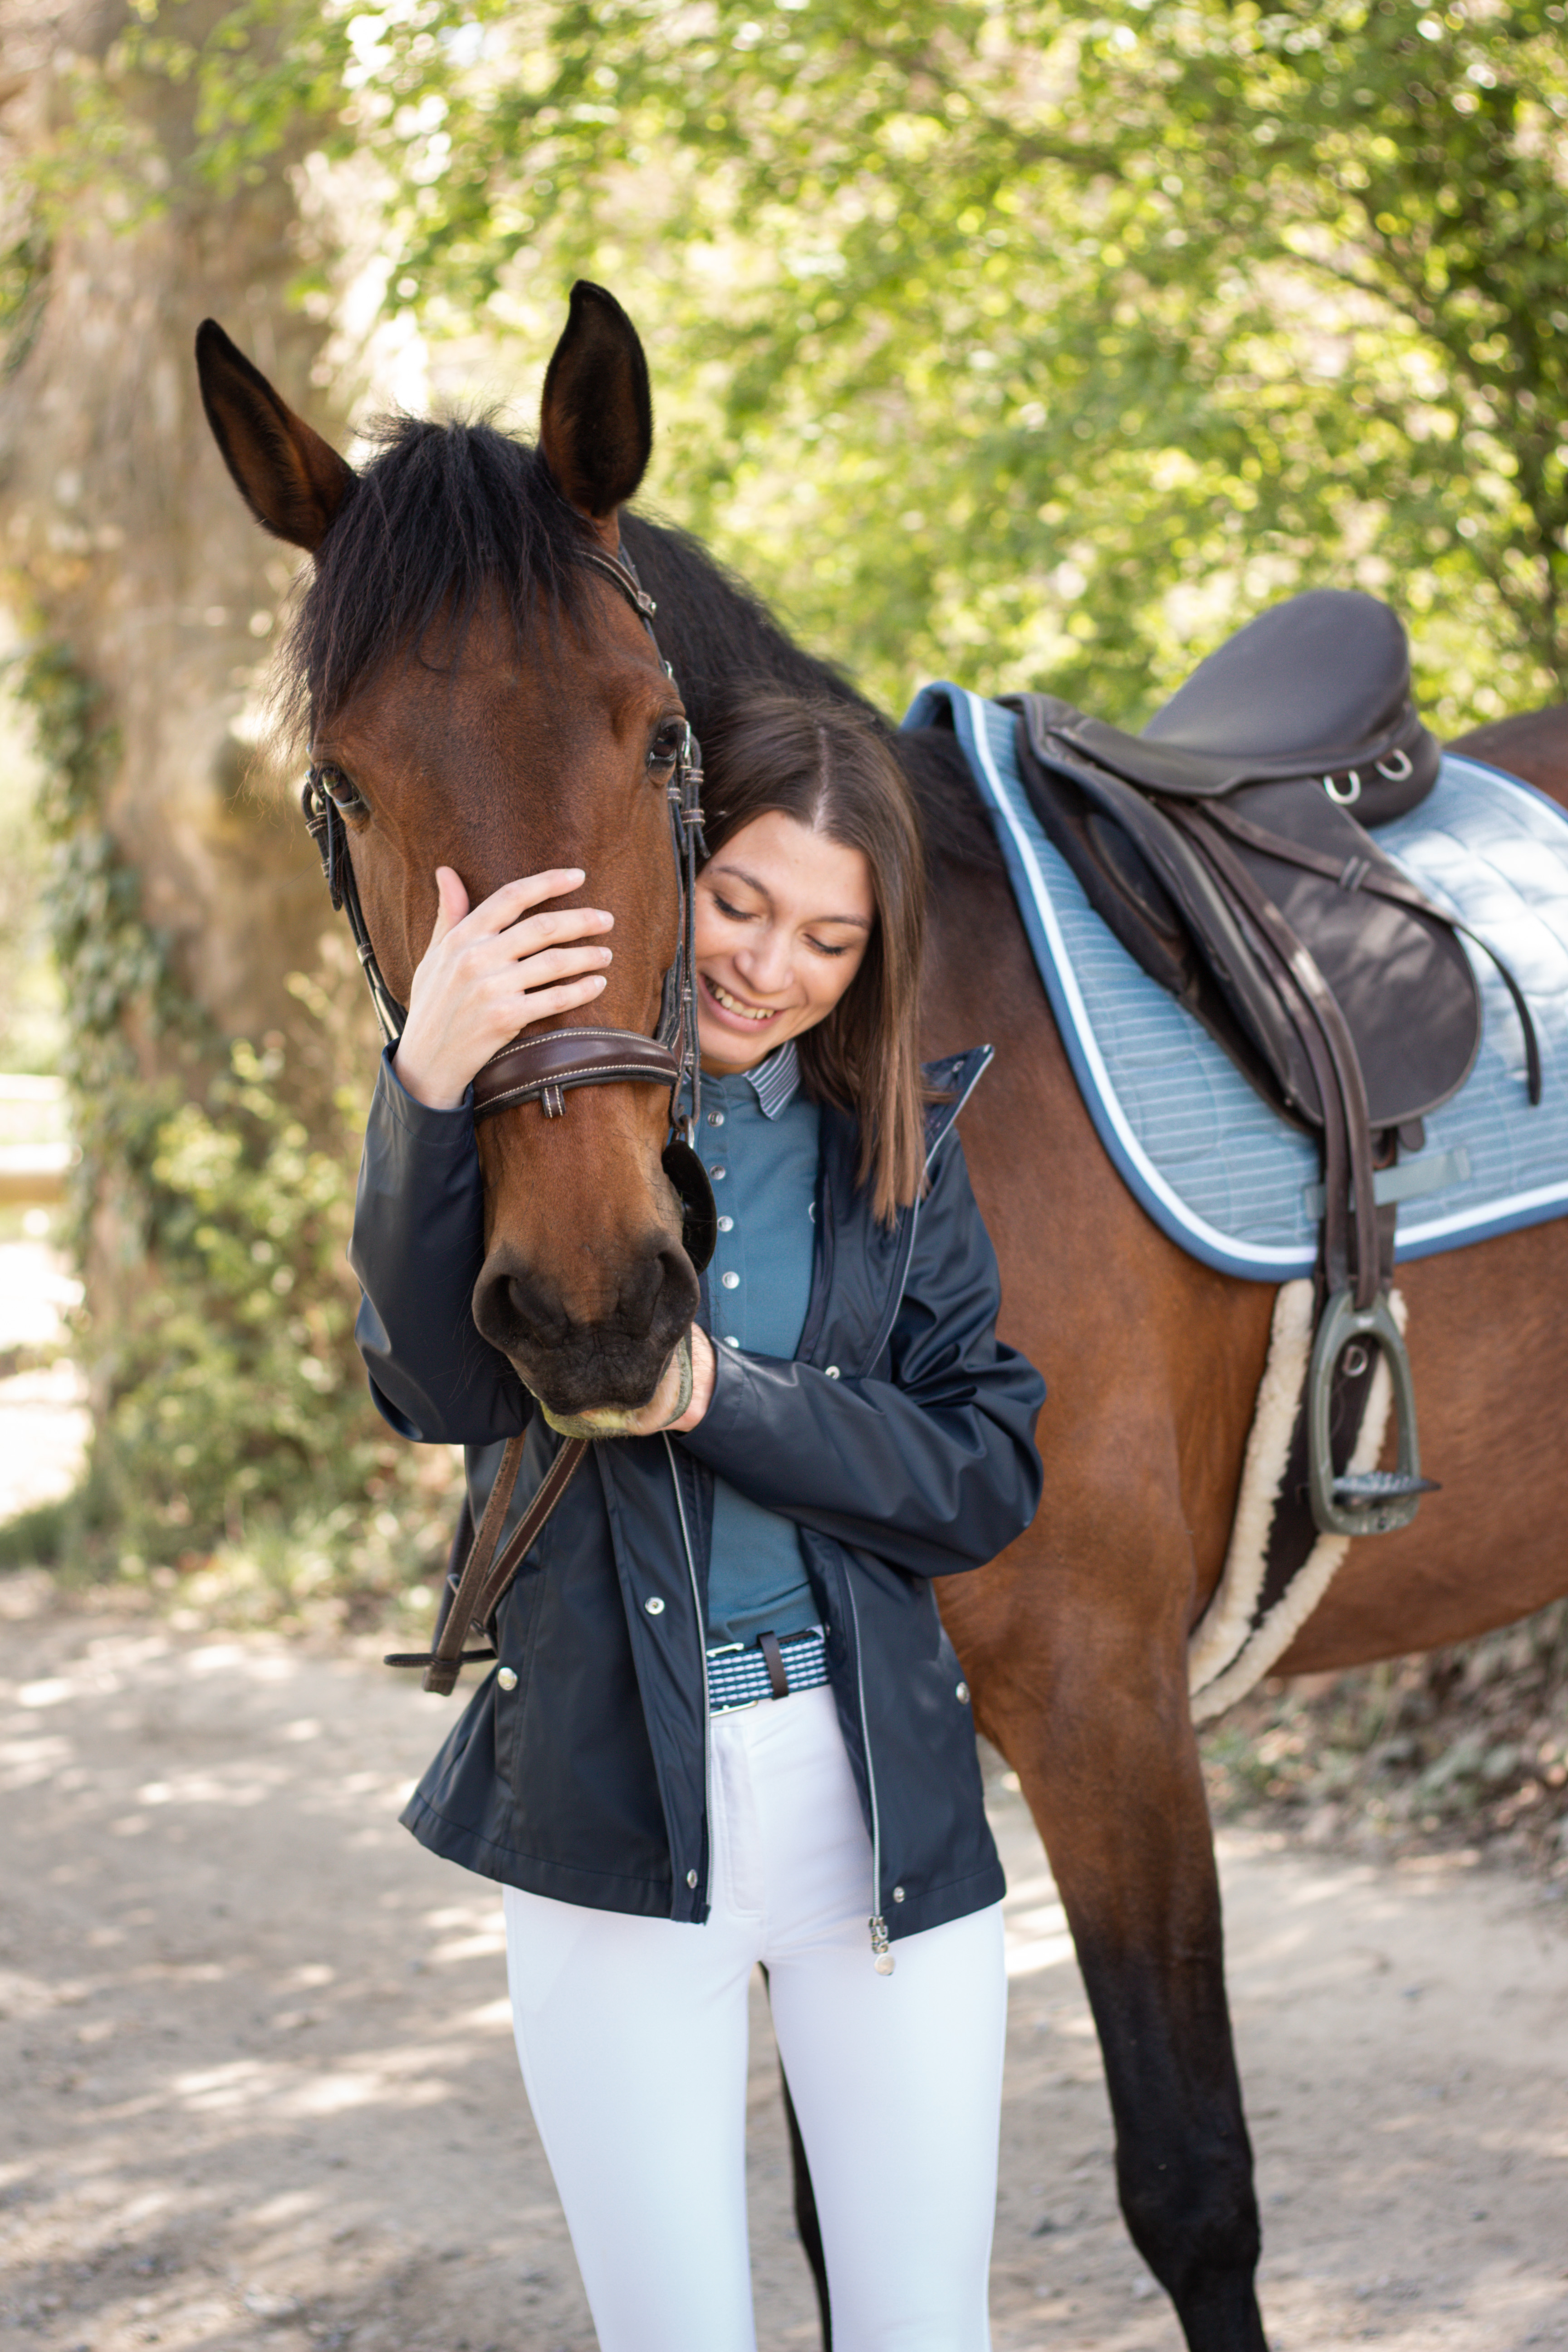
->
[[299, 541, 718, 1271], [300, 540, 720, 1697]]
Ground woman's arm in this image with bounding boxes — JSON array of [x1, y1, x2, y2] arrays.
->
[[349, 1052, 529, 1443], [677, 1134, 1046, 1578]]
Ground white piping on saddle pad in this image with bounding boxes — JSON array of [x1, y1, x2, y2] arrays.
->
[[1187, 1282, 1406, 1722]]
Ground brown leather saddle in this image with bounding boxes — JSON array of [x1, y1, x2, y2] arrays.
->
[[1004, 588, 1541, 1539]]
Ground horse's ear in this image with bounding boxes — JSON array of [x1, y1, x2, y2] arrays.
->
[[195, 318, 356, 553], [539, 281, 652, 525]]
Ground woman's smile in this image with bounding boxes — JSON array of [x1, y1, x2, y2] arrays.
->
[[701, 970, 789, 1028]]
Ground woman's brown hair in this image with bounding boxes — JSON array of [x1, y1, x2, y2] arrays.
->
[[698, 691, 927, 1225]]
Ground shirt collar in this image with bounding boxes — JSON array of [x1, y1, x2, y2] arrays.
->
[[745, 1038, 802, 1119]]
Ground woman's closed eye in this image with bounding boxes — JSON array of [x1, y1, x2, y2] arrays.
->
[[712, 894, 853, 958]]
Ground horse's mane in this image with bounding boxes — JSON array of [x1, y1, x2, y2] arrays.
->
[[622, 511, 1002, 878], [276, 411, 1000, 876]]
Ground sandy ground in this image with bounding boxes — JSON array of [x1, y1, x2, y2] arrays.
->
[[2, 1238, 1566, 2349], [1, 1579, 1565, 2352]]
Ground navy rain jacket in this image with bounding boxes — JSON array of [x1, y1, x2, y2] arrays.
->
[[349, 1045, 1046, 1950]]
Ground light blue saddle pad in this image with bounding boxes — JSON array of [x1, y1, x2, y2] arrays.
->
[[904, 682, 1568, 1280]]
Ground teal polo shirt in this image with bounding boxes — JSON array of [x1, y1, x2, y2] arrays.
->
[[695, 1040, 822, 1647]]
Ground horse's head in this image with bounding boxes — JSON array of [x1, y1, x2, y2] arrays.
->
[[196, 286, 702, 1426]]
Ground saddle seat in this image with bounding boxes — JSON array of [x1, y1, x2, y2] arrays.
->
[[1051, 588, 1440, 815]]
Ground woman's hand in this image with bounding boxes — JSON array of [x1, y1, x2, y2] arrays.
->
[[392, 867, 613, 1110], [614, 1323, 717, 1438], [666, 1323, 716, 1434]]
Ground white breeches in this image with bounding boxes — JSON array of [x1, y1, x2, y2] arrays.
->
[[503, 1682, 1007, 2352]]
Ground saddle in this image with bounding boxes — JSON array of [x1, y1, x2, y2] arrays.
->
[[1004, 588, 1542, 1539]]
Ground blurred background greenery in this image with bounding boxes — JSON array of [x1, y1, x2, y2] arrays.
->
[[0, 0, 1564, 1670]]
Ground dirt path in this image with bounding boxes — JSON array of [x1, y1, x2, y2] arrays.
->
[[2, 1580, 1565, 2352]]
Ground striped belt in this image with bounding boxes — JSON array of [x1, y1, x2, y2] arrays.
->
[[706, 1628, 829, 1715]]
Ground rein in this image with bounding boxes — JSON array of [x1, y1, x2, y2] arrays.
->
[[301, 542, 716, 1695]]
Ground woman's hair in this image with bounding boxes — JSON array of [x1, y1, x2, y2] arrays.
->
[[698, 691, 927, 1225]]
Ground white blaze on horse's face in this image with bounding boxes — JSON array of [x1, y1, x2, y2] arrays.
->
[[693, 813, 875, 1075]]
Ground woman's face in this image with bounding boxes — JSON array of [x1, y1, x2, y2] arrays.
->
[[692, 810, 875, 1075]]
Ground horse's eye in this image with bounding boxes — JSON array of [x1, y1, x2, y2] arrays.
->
[[647, 723, 684, 777], [316, 764, 367, 817]]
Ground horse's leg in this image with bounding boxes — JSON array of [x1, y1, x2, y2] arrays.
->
[[945, 1470, 1268, 2352], [780, 2059, 833, 2348], [1017, 1680, 1261, 2347], [921, 847, 1272, 2350]]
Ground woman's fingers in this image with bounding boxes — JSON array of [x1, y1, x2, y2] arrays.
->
[[512, 974, 608, 1024], [426, 865, 471, 952], [458, 868, 613, 940], [501, 903, 615, 962], [512, 941, 613, 990]]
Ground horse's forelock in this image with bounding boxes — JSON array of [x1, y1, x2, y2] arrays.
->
[[273, 413, 593, 742]]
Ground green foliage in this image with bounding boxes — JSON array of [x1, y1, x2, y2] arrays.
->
[[88, 1019, 459, 1600], [99, 1031, 374, 1546], [0, 222, 50, 382], [39, 1, 1568, 721], [5, 643, 457, 1598], [17, 642, 187, 1248], [338, 0, 1568, 727]]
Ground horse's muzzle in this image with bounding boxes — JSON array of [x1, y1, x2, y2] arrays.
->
[[472, 1234, 700, 1421]]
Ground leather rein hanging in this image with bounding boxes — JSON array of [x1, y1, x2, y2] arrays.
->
[[300, 544, 715, 1696]]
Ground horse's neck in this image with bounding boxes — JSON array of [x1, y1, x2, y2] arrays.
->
[[620, 514, 872, 731]]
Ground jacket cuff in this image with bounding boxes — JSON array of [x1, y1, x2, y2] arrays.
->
[[375, 1045, 477, 1143], [680, 1338, 766, 1467]]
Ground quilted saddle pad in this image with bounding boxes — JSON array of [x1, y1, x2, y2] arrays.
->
[[904, 682, 1568, 1280]]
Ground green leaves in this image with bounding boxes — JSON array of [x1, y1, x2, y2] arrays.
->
[[42, 3, 1568, 723], [305, 0, 1563, 725]]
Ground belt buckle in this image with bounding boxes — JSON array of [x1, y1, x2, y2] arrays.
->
[[706, 1637, 763, 1716]]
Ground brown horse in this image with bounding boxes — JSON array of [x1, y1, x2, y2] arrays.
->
[[196, 286, 1568, 2352]]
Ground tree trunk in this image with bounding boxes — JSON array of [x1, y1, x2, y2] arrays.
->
[[0, 0, 368, 1458], [0, 0, 340, 1053]]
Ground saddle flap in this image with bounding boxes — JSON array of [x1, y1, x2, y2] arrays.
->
[[1010, 701, 1483, 1132], [1220, 778, 1482, 1127]]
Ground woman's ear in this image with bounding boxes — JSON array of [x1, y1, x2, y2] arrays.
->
[[195, 318, 357, 551], [538, 281, 653, 529]]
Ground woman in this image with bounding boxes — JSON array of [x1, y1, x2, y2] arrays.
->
[[349, 691, 1046, 2352]]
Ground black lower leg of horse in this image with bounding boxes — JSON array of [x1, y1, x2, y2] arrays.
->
[[1072, 1914, 1266, 2351], [1002, 1638, 1268, 2352], [780, 2058, 832, 2348]]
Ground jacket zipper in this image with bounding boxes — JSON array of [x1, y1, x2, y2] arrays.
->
[[861, 1051, 992, 1367], [841, 1052, 994, 1973], [663, 1432, 710, 1917], [843, 1568, 893, 1974]]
